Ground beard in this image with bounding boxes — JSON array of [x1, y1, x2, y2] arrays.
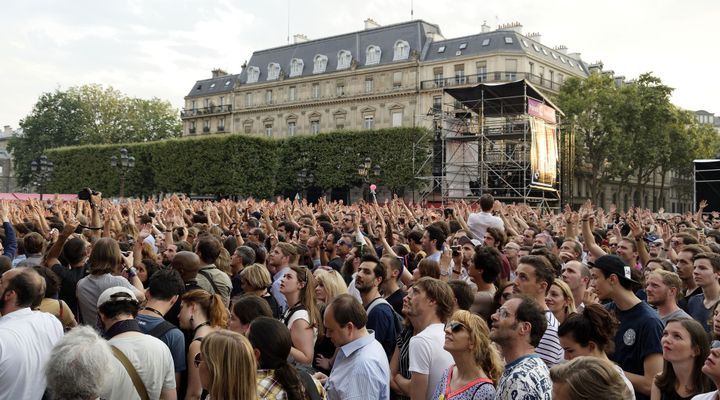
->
[[355, 280, 375, 294]]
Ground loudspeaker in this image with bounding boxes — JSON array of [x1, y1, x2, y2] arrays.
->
[[694, 160, 720, 213]]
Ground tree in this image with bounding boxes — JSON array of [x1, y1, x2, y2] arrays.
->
[[557, 73, 624, 203], [9, 84, 181, 187]]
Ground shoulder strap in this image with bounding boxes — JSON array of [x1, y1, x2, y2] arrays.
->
[[298, 370, 321, 400], [58, 299, 64, 320], [147, 320, 176, 339], [111, 346, 150, 400], [198, 269, 220, 294], [366, 297, 389, 315]]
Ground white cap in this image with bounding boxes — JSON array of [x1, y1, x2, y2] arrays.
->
[[96, 286, 138, 308]]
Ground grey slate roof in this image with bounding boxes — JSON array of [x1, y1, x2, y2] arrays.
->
[[425, 30, 588, 75], [186, 74, 240, 98], [238, 20, 441, 85]]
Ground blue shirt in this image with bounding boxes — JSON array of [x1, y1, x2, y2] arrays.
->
[[271, 266, 289, 313], [136, 314, 186, 372], [366, 300, 399, 360], [687, 293, 714, 332], [326, 331, 390, 400]]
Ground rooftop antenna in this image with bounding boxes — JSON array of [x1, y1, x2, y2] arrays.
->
[[287, 0, 290, 44], [411, 0, 414, 20]]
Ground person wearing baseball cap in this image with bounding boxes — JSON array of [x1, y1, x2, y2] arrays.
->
[[589, 255, 663, 400], [96, 286, 177, 400]]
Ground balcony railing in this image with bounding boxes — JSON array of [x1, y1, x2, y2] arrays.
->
[[421, 71, 559, 92], [181, 104, 233, 118]]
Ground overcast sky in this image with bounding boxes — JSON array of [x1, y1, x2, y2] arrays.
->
[[2, 0, 718, 129]]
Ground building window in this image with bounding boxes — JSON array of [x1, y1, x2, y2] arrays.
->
[[365, 78, 374, 93], [393, 40, 410, 61], [438, 46, 446, 53], [288, 121, 296, 136], [265, 90, 273, 104], [432, 96, 442, 112], [218, 117, 225, 131], [364, 115, 374, 129], [312, 83, 320, 99], [459, 42, 467, 50], [337, 50, 351, 70], [392, 111, 402, 127], [528, 62, 534, 76], [265, 124, 273, 137], [190, 121, 196, 133], [191, 100, 196, 110], [366, 45, 381, 65], [504, 37, 513, 44], [243, 121, 252, 134], [538, 66, 545, 85], [558, 73, 564, 84], [336, 83, 345, 96], [549, 70, 554, 87], [434, 67, 444, 87], [482, 38, 490, 46], [476, 61, 487, 82], [267, 63, 281, 81], [219, 96, 224, 106], [311, 120, 320, 134], [393, 72, 402, 88], [204, 98, 210, 108], [289, 86, 296, 101], [454, 64, 465, 84], [246, 66, 260, 83], [289, 58, 304, 77], [203, 120, 210, 133], [245, 93, 252, 107], [505, 59, 517, 80], [313, 55, 328, 74]]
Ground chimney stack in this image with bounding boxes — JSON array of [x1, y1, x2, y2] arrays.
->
[[211, 68, 228, 78], [588, 61, 604, 74], [554, 45, 568, 55], [481, 20, 491, 33], [293, 34, 309, 43], [364, 18, 381, 30], [497, 21, 523, 34], [568, 52, 582, 60], [527, 32, 542, 43]]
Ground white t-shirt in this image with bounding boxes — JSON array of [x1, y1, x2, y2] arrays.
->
[[101, 333, 176, 400], [692, 392, 718, 400], [0, 308, 64, 400], [467, 211, 504, 240], [409, 323, 454, 400]]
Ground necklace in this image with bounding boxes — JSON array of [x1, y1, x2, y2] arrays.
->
[[142, 306, 164, 318], [193, 321, 210, 336]]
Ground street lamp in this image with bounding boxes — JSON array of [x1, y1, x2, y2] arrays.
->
[[30, 155, 54, 201], [110, 148, 135, 198], [357, 157, 380, 201]]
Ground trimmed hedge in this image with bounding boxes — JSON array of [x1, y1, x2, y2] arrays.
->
[[45, 128, 430, 198]]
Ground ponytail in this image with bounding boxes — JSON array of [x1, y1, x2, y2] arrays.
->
[[208, 293, 228, 327]]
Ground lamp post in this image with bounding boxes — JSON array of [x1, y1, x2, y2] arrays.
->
[[30, 155, 54, 201], [110, 148, 135, 198], [357, 157, 381, 201]]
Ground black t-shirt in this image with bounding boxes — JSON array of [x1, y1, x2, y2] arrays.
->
[[51, 262, 88, 318], [328, 257, 343, 272], [385, 288, 406, 317]]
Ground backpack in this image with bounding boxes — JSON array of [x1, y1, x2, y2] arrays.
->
[[366, 297, 404, 333]]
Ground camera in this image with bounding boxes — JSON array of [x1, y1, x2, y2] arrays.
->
[[451, 245, 460, 257], [444, 208, 454, 219], [77, 187, 99, 201]]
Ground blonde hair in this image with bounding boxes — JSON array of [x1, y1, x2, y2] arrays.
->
[[214, 248, 232, 275], [550, 356, 634, 400], [201, 330, 257, 400], [450, 310, 503, 384], [240, 263, 272, 291], [551, 278, 576, 316], [315, 269, 348, 305]]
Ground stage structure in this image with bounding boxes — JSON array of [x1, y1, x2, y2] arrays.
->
[[418, 80, 566, 207]]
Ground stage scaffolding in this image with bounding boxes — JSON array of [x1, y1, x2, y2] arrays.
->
[[417, 80, 566, 208]]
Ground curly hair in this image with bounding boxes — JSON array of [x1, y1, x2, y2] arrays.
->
[[450, 310, 503, 384]]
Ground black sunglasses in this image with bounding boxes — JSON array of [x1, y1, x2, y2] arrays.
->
[[446, 321, 466, 333]]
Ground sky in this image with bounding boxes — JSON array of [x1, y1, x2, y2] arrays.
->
[[2, 0, 719, 130]]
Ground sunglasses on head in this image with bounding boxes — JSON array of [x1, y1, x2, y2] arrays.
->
[[446, 321, 466, 333]]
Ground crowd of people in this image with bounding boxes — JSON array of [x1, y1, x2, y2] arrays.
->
[[1, 190, 720, 400]]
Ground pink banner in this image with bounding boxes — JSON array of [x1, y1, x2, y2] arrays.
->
[[528, 98, 556, 124], [0, 193, 78, 201]]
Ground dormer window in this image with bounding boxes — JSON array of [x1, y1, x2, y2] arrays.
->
[[393, 40, 410, 61], [289, 58, 304, 77], [366, 45, 381, 65], [337, 50, 352, 70], [313, 55, 328, 74], [267, 63, 281, 81], [246, 66, 260, 84], [458, 42, 467, 50]]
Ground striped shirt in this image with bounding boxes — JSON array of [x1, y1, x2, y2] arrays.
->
[[535, 310, 564, 368]]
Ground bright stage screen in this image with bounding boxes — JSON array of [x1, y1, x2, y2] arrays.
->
[[529, 116, 558, 188]]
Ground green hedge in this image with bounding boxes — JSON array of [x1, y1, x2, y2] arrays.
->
[[45, 128, 430, 198]]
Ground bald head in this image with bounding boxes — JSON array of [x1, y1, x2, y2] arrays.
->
[[171, 251, 202, 282]]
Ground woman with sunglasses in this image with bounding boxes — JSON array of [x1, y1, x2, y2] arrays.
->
[[179, 289, 228, 400], [433, 310, 502, 400], [650, 318, 711, 400], [280, 265, 322, 367], [196, 330, 257, 400]]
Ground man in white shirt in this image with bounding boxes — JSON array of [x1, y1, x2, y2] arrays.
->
[[0, 267, 64, 400], [403, 277, 455, 400], [467, 194, 503, 240]]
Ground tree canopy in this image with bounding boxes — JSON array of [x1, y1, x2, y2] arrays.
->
[[9, 84, 181, 186]]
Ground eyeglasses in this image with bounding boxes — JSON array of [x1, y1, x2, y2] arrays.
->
[[193, 352, 203, 368], [446, 321, 466, 333]]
